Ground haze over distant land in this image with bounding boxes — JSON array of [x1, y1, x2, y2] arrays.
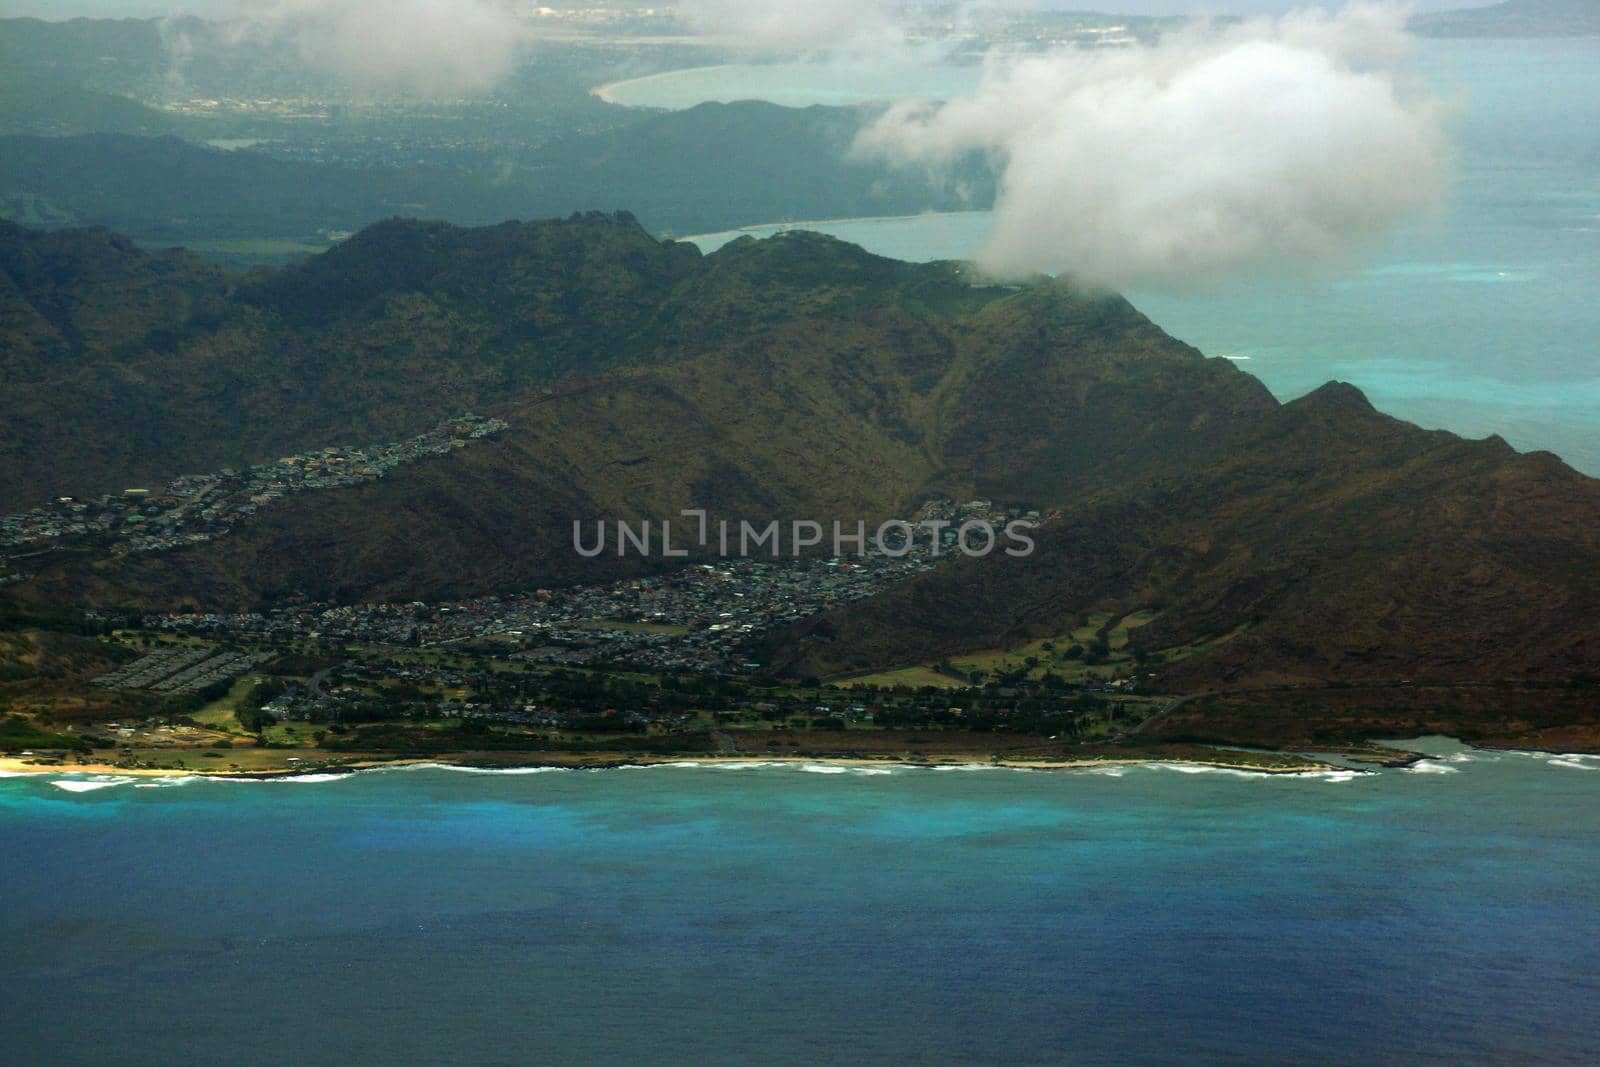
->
[[1410, 0, 1600, 35]]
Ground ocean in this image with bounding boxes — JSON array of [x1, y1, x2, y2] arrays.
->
[[3, 743, 1599, 1063], [673, 39, 1600, 476]]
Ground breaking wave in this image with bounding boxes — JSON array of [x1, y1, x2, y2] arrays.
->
[[51, 776, 138, 793], [1405, 760, 1462, 775], [799, 763, 897, 775]]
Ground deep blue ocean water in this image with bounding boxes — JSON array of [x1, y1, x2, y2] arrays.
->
[[681, 39, 1600, 475], [3, 742, 1599, 1064]]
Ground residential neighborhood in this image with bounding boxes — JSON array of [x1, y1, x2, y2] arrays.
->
[[144, 497, 1036, 675], [0, 414, 507, 566]]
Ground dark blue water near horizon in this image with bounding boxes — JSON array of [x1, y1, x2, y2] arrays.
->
[[4, 741, 1599, 1065]]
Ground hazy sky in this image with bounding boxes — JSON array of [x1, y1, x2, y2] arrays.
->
[[0, 1, 1496, 20]]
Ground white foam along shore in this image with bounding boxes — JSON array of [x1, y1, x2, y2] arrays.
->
[[5, 753, 1361, 788], [8, 745, 1599, 791]]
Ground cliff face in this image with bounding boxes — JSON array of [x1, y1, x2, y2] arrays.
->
[[6, 214, 1600, 694]]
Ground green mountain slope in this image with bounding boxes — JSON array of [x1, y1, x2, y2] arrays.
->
[[18, 226, 1235, 604], [0, 213, 703, 506], [763, 382, 1600, 690], [6, 214, 1600, 701]]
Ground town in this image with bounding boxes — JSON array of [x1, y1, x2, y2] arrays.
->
[[0, 414, 507, 575], [55, 493, 1154, 744], [142, 497, 1037, 674]]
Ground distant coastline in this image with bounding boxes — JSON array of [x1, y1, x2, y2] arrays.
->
[[590, 64, 739, 106], [589, 59, 980, 110], [676, 209, 990, 248]]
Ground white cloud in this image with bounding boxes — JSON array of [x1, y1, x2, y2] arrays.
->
[[853, 4, 1451, 290]]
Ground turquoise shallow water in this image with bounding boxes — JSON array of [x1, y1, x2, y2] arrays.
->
[[683, 39, 1600, 474], [3, 742, 1600, 1064]]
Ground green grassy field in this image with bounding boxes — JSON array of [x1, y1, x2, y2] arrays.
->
[[941, 611, 1158, 682], [192, 674, 271, 730], [833, 610, 1195, 691], [834, 666, 969, 690]]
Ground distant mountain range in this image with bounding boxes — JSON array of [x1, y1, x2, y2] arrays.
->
[[1411, 0, 1600, 37], [0, 106, 991, 256], [4, 214, 1599, 701], [0, 14, 992, 258]]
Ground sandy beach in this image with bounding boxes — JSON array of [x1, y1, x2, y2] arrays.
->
[[0, 757, 198, 777], [589, 64, 737, 105], [0, 751, 1347, 779]]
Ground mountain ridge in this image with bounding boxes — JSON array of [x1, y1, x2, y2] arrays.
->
[[4, 213, 1599, 705], [0, 102, 993, 252]]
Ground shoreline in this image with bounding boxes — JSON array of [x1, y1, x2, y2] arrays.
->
[[590, 63, 739, 106], [7, 741, 1592, 784], [677, 209, 988, 247], [0, 752, 1350, 780]]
